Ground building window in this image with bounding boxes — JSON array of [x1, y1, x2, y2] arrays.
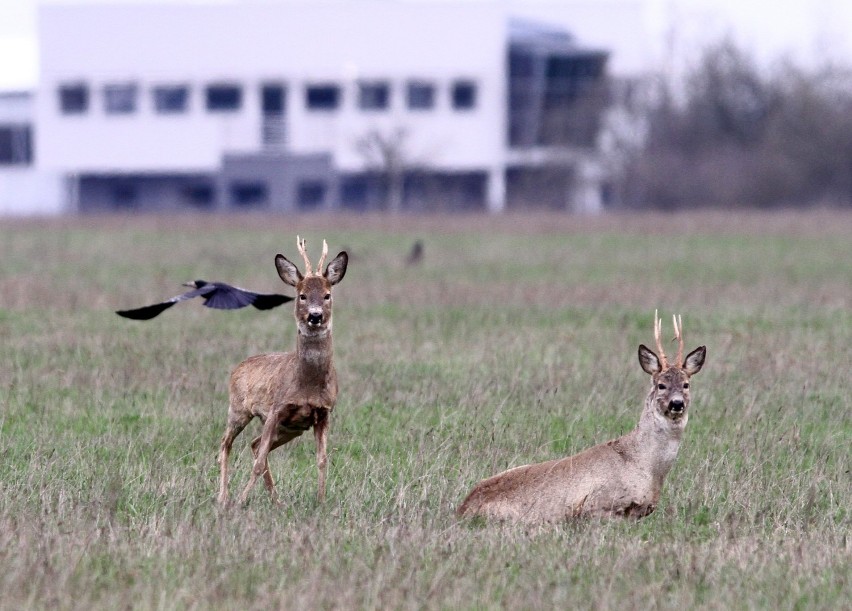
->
[[452, 80, 477, 110], [112, 182, 138, 208], [229, 181, 268, 206], [182, 184, 215, 207], [59, 83, 89, 114], [154, 85, 189, 113], [297, 180, 327, 209], [104, 83, 138, 114], [0, 126, 33, 165], [407, 81, 435, 110], [305, 85, 340, 111], [206, 84, 242, 112], [262, 84, 286, 114], [340, 177, 369, 210], [358, 81, 390, 110]]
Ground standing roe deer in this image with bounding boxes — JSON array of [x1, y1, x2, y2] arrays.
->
[[457, 311, 706, 523], [217, 236, 348, 506]]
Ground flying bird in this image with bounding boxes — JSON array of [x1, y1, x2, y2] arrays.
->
[[116, 280, 293, 320]]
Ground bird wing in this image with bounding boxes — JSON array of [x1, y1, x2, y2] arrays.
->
[[199, 283, 258, 310], [116, 283, 292, 318], [115, 286, 212, 320], [115, 301, 178, 320], [251, 293, 293, 310], [201, 283, 293, 311]]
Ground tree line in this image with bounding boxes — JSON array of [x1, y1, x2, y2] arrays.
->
[[609, 39, 852, 209]]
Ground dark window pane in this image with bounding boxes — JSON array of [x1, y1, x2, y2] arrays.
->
[[452, 81, 477, 110], [306, 85, 340, 110], [229, 181, 267, 206], [359, 82, 390, 110], [59, 84, 88, 114], [297, 181, 326, 209], [104, 84, 137, 114], [407, 81, 435, 110], [0, 126, 32, 165], [206, 85, 242, 111], [112, 183, 138, 208], [0, 129, 14, 164], [154, 86, 189, 113], [340, 176, 369, 210], [509, 51, 535, 77], [262, 85, 286, 114], [182, 184, 215, 207]]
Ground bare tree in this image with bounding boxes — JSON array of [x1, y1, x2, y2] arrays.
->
[[354, 127, 410, 213], [615, 37, 852, 209]]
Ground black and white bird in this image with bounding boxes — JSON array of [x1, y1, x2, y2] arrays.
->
[[116, 280, 293, 320]]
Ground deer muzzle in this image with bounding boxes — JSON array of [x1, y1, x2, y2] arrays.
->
[[669, 397, 685, 413], [307, 309, 324, 326]]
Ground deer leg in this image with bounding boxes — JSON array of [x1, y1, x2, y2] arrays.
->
[[249, 434, 278, 503], [314, 412, 329, 502], [249, 430, 300, 505], [217, 412, 251, 506], [238, 409, 281, 505]]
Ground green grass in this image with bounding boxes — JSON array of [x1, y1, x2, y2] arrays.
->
[[0, 211, 850, 609]]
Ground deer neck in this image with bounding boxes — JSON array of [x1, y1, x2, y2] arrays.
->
[[630, 387, 685, 484], [296, 328, 334, 383]]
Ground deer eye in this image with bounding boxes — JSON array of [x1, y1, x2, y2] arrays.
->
[[324, 293, 331, 300], [299, 294, 307, 301], [657, 383, 667, 390], [683, 383, 689, 389]]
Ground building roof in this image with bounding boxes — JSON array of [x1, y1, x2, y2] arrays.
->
[[509, 17, 607, 58]]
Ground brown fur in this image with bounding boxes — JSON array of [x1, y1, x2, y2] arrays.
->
[[217, 238, 348, 506], [457, 313, 706, 523]]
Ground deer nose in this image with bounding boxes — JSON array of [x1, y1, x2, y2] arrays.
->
[[307, 311, 323, 325], [669, 398, 685, 412]]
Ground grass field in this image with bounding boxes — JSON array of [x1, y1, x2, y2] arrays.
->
[[1, 210, 850, 609]]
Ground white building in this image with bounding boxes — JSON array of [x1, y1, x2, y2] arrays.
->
[[29, 1, 610, 213]]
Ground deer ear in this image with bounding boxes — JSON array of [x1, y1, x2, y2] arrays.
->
[[275, 254, 302, 287], [683, 345, 706, 376], [325, 251, 348, 286], [638, 344, 661, 375]]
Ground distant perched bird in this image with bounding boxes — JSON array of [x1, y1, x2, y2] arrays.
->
[[405, 239, 424, 266], [116, 280, 293, 320]]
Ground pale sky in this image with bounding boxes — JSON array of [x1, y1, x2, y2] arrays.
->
[[649, 0, 852, 67], [2, 0, 852, 90]]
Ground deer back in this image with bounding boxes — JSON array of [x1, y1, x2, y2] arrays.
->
[[458, 434, 660, 521]]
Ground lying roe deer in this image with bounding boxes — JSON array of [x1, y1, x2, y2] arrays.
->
[[457, 311, 706, 523], [217, 236, 348, 506]]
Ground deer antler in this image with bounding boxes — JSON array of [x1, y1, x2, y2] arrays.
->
[[316, 239, 328, 273], [296, 235, 312, 275], [654, 309, 669, 369], [673, 314, 684, 366]]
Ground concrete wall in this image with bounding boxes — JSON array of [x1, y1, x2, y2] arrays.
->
[[0, 167, 64, 215], [220, 153, 337, 212]]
